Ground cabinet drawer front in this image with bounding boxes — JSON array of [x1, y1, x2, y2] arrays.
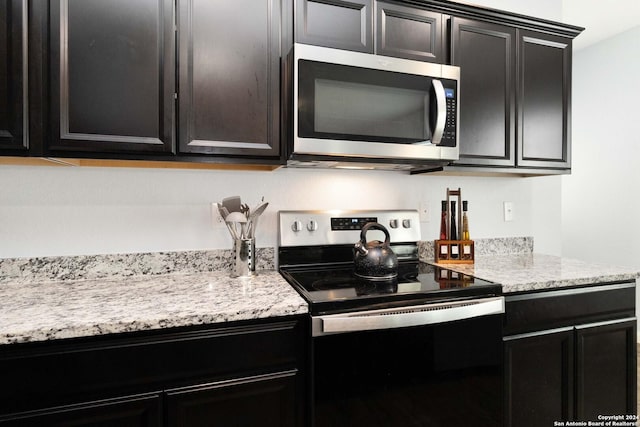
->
[[504, 282, 635, 335], [0, 393, 162, 427], [0, 319, 303, 415], [165, 371, 297, 427]]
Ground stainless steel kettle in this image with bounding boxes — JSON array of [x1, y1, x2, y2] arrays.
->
[[353, 222, 398, 280]]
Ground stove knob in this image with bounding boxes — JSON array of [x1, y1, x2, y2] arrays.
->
[[389, 219, 399, 229], [402, 219, 412, 229], [291, 220, 303, 232], [307, 220, 318, 232]]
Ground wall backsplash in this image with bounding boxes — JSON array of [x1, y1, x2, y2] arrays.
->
[[0, 165, 559, 258]]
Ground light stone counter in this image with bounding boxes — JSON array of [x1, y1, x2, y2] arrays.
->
[[0, 269, 308, 345], [431, 253, 639, 293]]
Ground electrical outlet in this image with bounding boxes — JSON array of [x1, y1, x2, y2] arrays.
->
[[503, 201, 514, 222], [211, 202, 226, 229], [419, 201, 430, 222]]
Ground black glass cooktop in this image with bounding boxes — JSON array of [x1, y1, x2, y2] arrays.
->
[[280, 262, 501, 315]]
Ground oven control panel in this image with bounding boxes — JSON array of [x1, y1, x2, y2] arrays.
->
[[330, 217, 377, 231], [279, 210, 421, 247]]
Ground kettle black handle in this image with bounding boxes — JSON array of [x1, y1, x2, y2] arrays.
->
[[360, 222, 391, 246]]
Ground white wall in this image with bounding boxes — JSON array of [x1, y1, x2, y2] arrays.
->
[[0, 166, 539, 257], [0, 0, 566, 259], [561, 25, 640, 270]]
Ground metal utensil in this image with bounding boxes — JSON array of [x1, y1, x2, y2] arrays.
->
[[246, 202, 268, 238], [226, 211, 248, 239], [222, 196, 242, 213]]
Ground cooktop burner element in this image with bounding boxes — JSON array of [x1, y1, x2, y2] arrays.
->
[[278, 210, 501, 315]]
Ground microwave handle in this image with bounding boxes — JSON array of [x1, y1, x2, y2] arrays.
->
[[430, 79, 447, 145]]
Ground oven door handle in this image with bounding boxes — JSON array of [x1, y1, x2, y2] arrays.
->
[[313, 296, 504, 337]]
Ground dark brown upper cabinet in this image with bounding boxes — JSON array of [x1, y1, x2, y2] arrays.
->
[[375, 1, 443, 63], [450, 19, 575, 172], [517, 30, 572, 169], [295, 0, 373, 53], [295, 0, 445, 63], [0, 0, 27, 153], [47, 0, 175, 155], [177, 0, 281, 157], [451, 18, 515, 166]]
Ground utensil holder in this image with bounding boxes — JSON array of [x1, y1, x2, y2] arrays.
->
[[233, 238, 256, 277]]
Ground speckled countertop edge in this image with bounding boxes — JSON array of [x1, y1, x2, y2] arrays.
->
[[0, 270, 308, 345], [3, 237, 637, 345], [428, 253, 639, 293]]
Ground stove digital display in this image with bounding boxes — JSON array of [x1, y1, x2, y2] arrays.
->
[[331, 217, 377, 231]]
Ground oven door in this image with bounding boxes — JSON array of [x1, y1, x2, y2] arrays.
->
[[293, 44, 459, 162], [311, 298, 504, 427]]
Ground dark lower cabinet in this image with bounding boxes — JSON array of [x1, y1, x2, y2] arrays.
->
[[166, 371, 297, 427], [504, 283, 637, 426], [0, 317, 307, 427], [177, 0, 281, 157], [504, 329, 574, 427], [46, 0, 175, 154], [575, 320, 637, 420], [0, 394, 162, 427], [0, 0, 27, 153]]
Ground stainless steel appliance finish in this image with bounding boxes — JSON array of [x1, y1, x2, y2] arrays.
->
[[278, 209, 421, 248], [312, 295, 504, 336], [278, 209, 504, 427], [287, 44, 460, 171]]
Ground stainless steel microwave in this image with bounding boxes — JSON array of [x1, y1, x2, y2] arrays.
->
[[285, 43, 460, 171]]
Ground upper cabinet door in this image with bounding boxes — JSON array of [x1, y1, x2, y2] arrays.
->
[[0, 0, 27, 153], [178, 0, 281, 157], [296, 0, 373, 53], [48, 0, 175, 154], [376, 2, 443, 63], [517, 30, 572, 169], [451, 17, 516, 167]]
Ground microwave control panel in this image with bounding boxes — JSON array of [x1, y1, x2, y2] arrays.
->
[[440, 81, 457, 147]]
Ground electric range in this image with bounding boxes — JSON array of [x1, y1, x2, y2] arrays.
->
[[277, 209, 505, 427], [278, 209, 501, 316]]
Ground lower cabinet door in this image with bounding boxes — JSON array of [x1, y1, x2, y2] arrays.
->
[[165, 371, 298, 427], [0, 393, 161, 427], [504, 328, 574, 427], [575, 319, 637, 420]]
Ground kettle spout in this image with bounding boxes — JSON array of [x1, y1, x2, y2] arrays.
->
[[354, 241, 368, 256]]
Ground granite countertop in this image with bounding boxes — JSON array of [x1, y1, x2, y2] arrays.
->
[[0, 270, 308, 346], [2, 239, 638, 346], [432, 253, 640, 294]]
